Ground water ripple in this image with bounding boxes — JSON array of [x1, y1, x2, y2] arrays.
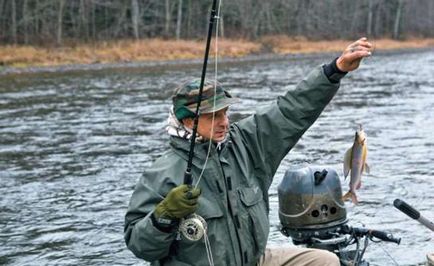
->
[[1, 51, 434, 265]]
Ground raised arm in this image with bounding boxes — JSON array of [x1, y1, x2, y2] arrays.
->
[[233, 38, 372, 180]]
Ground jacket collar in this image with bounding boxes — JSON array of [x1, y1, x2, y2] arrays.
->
[[169, 136, 230, 167]]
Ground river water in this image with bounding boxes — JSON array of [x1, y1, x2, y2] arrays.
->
[[1, 50, 433, 266]]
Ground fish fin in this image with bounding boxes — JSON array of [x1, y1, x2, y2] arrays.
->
[[352, 193, 359, 204], [364, 163, 370, 174], [343, 148, 352, 179], [342, 191, 351, 201], [342, 191, 359, 205], [356, 181, 362, 190]]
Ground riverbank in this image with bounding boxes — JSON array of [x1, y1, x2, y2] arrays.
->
[[1, 36, 434, 75]]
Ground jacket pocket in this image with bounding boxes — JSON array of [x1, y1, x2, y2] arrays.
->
[[238, 186, 270, 258]]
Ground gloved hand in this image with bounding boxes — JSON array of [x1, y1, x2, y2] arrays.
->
[[154, 184, 201, 220]]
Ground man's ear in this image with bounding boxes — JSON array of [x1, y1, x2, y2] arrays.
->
[[182, 118, 194, 128]]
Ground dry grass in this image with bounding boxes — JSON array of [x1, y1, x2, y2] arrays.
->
[[0, 39, 260, 67], [260, 35, 352, 54], [369, 38, 434, 51], [1, 36, 434, 68], [260, 35, 434, 55]]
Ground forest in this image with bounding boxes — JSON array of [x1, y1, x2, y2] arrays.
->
[[0, 0, 434, 45]]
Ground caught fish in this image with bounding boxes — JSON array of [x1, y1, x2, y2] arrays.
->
[[342, 125, 370, 204]]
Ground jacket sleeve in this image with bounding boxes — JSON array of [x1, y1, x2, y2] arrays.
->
[[233, 65, 340, 181], [124, 152, 185, 261]]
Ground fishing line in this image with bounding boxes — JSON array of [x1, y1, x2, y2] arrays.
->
[[204, 231, 215, 266], [373, 208, 399, 266], [377, 241, 400, 265], [191, 1, 222, 265], [194, 0, 222, 190]]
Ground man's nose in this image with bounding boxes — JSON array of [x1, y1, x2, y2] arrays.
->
[[216, 113, 229, 125]]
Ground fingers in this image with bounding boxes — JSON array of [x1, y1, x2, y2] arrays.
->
[[182, 187, 200, 208], [183, 197, 200, 206], [337, 37, 374, 72], [171, 205, 197, 218], [188, 187, 201, 198], [348, 37, 373, 55], [348, 47, 372, 59]]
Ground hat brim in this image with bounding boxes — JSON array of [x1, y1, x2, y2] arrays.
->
[[186, 97, 239, 114]]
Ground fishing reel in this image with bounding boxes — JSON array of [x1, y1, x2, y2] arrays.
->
[[179, 213, 208, 241]]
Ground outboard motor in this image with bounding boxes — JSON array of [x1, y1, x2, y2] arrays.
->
[[278, 166, 347, 246], [278, 166, 401, 266]]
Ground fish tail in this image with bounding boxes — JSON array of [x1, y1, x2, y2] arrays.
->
[[342, 191, 359, 205]]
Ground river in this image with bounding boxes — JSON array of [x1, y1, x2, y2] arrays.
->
[[1, 50, 433, 265]]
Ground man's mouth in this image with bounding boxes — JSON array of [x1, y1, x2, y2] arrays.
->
[[213, 130, 227, 138]]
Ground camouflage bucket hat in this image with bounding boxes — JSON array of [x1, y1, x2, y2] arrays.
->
[[172, 79, 239, 120]]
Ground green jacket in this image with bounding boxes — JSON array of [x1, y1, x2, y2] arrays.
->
[[124, 66, 340, 266]]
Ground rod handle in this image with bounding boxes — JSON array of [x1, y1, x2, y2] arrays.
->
[[393, 198, 420, 220], [184, 170, 193, 185]]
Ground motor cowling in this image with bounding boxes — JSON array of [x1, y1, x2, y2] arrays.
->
[[278, 166, 347, 231]]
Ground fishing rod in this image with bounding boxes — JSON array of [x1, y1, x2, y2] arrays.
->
[[183, 0, 220, 186], [394, 198, 434, 231]]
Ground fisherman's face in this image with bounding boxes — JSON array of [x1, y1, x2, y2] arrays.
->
[[183, 107, 229, 142]]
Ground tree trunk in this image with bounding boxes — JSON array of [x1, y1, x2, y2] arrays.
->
[[164, 0, 171, 37], [91, 2, 96, 40], [131, 0, 140, 39], [0, 0, 4, 41], [393, 0, 404, 39], [57, 0, 65, 45], [367, 0, 374, 37], [34, 0, 39, 39], [374, 1, 383, 36], [186, 0, 191, 37], [80, 0, 89, 40], [11, 0, 17, 44], [220, 15, 224, 38], [22, 0, 29, 44], [176, 0, 183, 39], [429, 0, 434, 36], [113, 3, 128, 38]]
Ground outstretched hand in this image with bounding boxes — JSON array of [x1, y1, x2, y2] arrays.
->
[[337, 37, 373, 72]]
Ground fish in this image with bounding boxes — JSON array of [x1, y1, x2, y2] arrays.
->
[[342, 125, 370, 204]]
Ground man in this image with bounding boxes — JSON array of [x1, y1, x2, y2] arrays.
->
[[125, 38, 373, 266]]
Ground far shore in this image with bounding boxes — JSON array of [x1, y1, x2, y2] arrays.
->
[[1, 36, 434, 75]]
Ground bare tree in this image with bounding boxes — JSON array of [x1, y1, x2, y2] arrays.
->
[[176, 0, 183, 40], [0, 0, 433, 45], [393, 0, 404, 39], [57, 0, 65, 45], [22, 0, 29, 44], [79, 0, 89, 40], [131, 0, 140, 39], [11, 0, 17, 44], [367, 0, 375, 37], [164, 0, 171, 37]]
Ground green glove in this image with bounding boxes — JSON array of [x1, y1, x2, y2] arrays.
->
[[154, 184, 201, 220]]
